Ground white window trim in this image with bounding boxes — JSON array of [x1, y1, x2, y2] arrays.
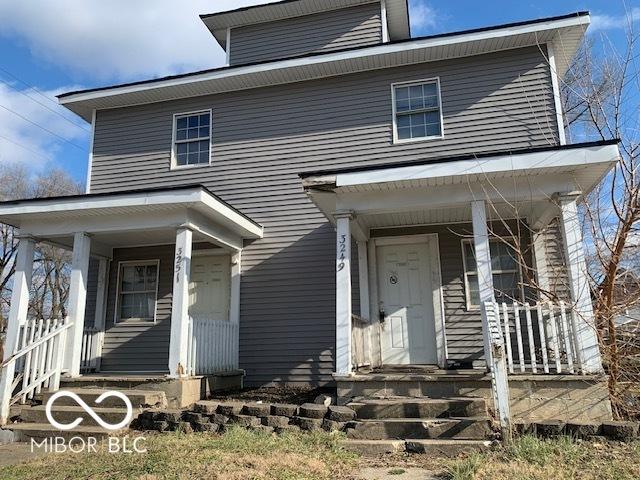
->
[[170, 109, 213, 170], [114, 259, 161, 325], [391, 77, 445, 145], [461, 238, 524, 311]]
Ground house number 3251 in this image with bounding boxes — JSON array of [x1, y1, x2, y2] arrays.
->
[[175, 248, 183, 283], [337, 234, 347, 272]]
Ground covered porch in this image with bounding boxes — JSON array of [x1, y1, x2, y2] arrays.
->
[[302, 141, 620, 384], [0, 185, 263, 424]]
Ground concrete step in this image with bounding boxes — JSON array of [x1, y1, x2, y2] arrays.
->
[[7, 422, 121, 441], [344, 439, 493, 456], [346, 417, 493, 440], [348, 397, 487, 419], [20, 405, 140, 429], [42, 388, 167, 409]]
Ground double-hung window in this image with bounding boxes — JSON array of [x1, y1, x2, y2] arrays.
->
[[462, 240, 523, 309], [116, 261, 159, 323], [393, 79, 443, 142], [173, 110, 211, 168]]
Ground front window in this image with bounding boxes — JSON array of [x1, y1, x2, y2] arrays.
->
[[173, 111, 211, 168], [116, 261, 159, 322], [463, 240, 522, 308], [393, 79, 443, 142]]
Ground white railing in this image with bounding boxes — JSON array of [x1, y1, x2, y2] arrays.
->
[[0, 318, 72, 424], [351, 315, 371, 370], [492, 301, 580, 375], [187, 317, 239, 376], [81, 327, 101, 372]]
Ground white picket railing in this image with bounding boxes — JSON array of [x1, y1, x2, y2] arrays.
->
[[1, 318, 72, 417], [187, 317, 239, 376], [493, 301, 580, 375], [81, 327, 101, 372]]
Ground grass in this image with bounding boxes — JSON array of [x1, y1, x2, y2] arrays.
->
[[0, 427, 357, 480], [444, 436, 640, 480]]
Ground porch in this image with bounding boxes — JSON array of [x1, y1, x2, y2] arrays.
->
[[303, 141, 621, 420], [0, 186, 263, 423]]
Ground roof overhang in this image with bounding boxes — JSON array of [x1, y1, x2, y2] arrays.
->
[[58, 12, 590, 122], [0, 186, 263, 256], [302, 141, 620, 236], [200, 0, 410, 50]]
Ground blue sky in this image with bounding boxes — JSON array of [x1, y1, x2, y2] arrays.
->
[[0, 0, 636, 186]]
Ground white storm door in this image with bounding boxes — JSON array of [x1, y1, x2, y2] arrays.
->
[[189, 255, 231, 321], [377, 242, 438, 365]]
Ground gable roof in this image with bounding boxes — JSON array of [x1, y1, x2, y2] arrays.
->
[[201, 0, 411, 49], [58, 12, 590, 122]]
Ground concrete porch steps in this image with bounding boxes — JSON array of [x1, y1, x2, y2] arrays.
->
[[41, 389, 167, 409], [20, 405, 142, 428], [346, 417, 493, 440], [348, 397, 487, 419], [7, 422, 120, 442]]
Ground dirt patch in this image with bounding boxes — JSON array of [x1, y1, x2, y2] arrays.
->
[[210, 386, 334, 405]]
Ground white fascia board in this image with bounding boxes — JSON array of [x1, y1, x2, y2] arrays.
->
[[336, 143, 620, 188], [197, 190, 264, 239], [59, 15, 589, 107]]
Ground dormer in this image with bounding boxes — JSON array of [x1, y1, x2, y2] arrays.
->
[[201, 0, 411, 66]]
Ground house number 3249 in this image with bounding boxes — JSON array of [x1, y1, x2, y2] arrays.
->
[[337, 234, 347, 272]]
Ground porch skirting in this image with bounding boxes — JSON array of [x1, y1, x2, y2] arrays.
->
[[335, 373, 613, 422]]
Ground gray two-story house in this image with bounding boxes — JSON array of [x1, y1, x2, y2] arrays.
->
[[0, 0, 618, 429]]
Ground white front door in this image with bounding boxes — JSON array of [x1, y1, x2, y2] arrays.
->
[[377, 241, 438, 365], [189, 255, 231, 321]]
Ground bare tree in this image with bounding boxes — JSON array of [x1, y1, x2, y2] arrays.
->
[[0, 165, 81, 359]]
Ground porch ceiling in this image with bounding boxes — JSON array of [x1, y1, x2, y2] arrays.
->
[[302, 141, 621, 233], [0, 185, 263, 257]]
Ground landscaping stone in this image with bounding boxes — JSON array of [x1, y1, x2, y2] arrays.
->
[[194, 402, 219, 414], [322, 419, 346, 432], [275, 425, 301, 435], [262, 416, 291, 428], [152, 421, 170, 432], [171, 422, 194, 434], [182, 412, 205, 424], [217, 403, 243, 416], [156, 411, 182, 423], [513, 420, 535, 436], [230, 414, 261, 428], [271, 404, 298, 417], [602, 421, 639, 441], [328, 406, 356, 422], [314, 394, 334, 406], [299, 403, 327, 419], [535, 420, 565, 438], [252, 425, 275, 435], [294, 417, 324, 431], [565, 422, 600, 439], [194, 423, 220, 433], [243, 403, 271, 417], [209, 414, 230, 425]]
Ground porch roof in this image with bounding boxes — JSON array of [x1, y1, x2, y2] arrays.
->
[[0, 185, 263, 256], [301, 140, 621, 234]]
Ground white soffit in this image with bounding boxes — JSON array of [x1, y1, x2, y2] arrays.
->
[[59, 14, 589, 122], [335, 143, 620, 192], [0, 187, 263, 239]]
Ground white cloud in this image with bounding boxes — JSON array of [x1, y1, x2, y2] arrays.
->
[[0, 0, 279, 82], [0, 83, 89, 168], [590, 8, 640, 32], [409, 0, 439, 34]]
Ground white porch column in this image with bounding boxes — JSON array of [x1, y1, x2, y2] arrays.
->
[[0, 237, 35, 424], [335, 212, 353, 376], [471, 200, 495, 368], [64, 232, 91, 377], [168, 227, 193, 378], [558, 194, 603, 374], [92, 257, 109, 371]]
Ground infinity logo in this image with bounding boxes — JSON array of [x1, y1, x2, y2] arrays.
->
[[45, 391, 133, 431]]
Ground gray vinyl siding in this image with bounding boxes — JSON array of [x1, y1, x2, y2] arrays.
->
[[229, 3, 382, 66], [100, 246, 174, 373], [90, 46, 559, 384]]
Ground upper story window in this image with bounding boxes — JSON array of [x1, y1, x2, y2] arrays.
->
[[462, 239, 523, 309], [392, 79, 443, 143], [172, 110, 212, 168]]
